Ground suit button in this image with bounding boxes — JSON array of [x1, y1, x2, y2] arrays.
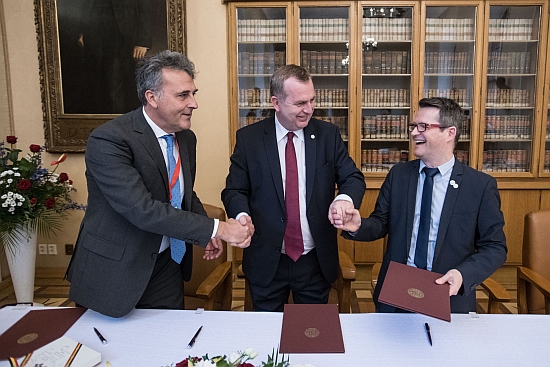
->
[[470, 284, 477, 291], [151, 253, 158, 259], [281, 217, 285, 222]]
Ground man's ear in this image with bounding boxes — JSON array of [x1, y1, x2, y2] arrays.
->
[[145, 90, 158, 108], [447, 126, 457, 142], [271, 95, 280, 112]]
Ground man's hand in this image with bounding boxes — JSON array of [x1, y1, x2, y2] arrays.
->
[[328, 200, 354, 225], [133, 46, 148, 59], [215, 218, 253, 248], [331, 206, 362, 233], [203, 238, 223, 260], [435, 269, 463, 296]]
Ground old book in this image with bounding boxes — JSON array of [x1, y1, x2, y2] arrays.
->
[[378, 261, 451, 322], [0, 307, 87, 360], [279, 304, 345, 353]]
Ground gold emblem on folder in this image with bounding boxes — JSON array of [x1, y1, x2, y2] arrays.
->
[[304, 328, 320, 338], [17, 333, 38, 344], [408, 288, 425, 299]]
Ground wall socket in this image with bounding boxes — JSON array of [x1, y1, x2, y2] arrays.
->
[[65, 244, 74, 255], [47, 244, 57, 255], [38, 244, 48, 255]]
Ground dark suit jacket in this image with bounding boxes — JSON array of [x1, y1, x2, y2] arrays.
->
[[67, 108, 213, 318], [344, 159, 507, 313], [222, 117, 366, 287]]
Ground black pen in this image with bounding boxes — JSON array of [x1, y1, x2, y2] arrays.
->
[[187, 326, 203, 349], [424, 322, 433, 346], [93, 327, 107, 344]]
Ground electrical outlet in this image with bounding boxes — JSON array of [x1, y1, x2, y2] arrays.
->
[[65, 244, 74, 255], [47, 244, 57, 255], [38, 244, 48, 255]]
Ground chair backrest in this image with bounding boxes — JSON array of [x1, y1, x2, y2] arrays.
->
[[185, 204, 227, 298], [522, 209, 550, 313]]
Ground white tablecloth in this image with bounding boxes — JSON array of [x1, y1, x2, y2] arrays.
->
[[1, 306, 549, 367]]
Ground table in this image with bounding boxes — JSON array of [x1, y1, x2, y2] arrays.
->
[[1, 306, 549, 367]]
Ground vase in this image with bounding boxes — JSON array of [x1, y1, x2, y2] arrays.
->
[[5, 225, 38, 304]]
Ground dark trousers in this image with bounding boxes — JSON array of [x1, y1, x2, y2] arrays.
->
[[135, 248, 184, 310], [248, 249, 331, 312]]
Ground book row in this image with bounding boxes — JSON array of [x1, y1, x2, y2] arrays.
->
[[482, 149, 529, 172], [238, 51, 286, 75], [547, 118, 550, 139], [424, 89, 471, 108], [237, 19, 286, 42], [363, 50, 411, 75], [299, 18, 349, 42], [314, 115, 349, 139], [315, 89, 349, 107], [239, 88, 271, 107], [300, 50, 349, 75], [361, 114, 409, 140], [485, 89, 530, 107], [362, 89, 410, 107], [361, 18, 413, 41], [424, 52, 472, 74], [488, 19, 534, 41], [360, 148, 408, 172], [484, 115, 532, 139], [544, 150, 550, 172], [487, 51, 532, 74], [425, 18, 475, 41]]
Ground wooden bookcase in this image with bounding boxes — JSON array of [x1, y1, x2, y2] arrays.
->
[[225, 0, 550, 273]]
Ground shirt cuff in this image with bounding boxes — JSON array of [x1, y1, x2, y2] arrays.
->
[[211, 218, 219, 238], [334, 194, 353, 204]]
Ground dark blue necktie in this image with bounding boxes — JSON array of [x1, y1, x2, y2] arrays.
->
[[414, 167, 439, 270], [161, 134, 186, 264]]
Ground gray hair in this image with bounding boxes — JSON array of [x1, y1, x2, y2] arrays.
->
[[270, 64, 311, 100], [135, 50, 196, 105], [418, 97, 464, 145]]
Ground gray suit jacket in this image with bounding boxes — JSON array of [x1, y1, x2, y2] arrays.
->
[[343, 159, 507, 313], [67, 108, 213, 317]]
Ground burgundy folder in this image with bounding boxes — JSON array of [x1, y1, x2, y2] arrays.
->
[[279, 303, 345, 353], [378, 261, 451, 322]]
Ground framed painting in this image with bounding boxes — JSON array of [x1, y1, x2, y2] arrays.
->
[[34, 0, 186, 152]]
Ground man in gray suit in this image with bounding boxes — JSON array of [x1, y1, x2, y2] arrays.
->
[[67, 51, 252, 318]]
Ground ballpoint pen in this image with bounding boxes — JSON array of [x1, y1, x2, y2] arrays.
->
[[187, 326, 203, 349], [94, 327, 108, 344], [424, 322, 433, 346]]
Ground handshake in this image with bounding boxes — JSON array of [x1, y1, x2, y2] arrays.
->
[[203, 216, 254, 260]]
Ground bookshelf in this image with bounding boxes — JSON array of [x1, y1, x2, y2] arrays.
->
[[226, 1, 550, 268]]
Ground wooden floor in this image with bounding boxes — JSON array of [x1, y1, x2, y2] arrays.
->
[[0, 268, 517, 314]]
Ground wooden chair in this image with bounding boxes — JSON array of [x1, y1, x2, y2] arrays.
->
[[517, 209, 550, 314], [184, 204, 232, 311], [239, 250, 356, 313], [371, 237, 510, 314]]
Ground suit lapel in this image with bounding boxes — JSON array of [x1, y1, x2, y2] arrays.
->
[[133, 109, 170, 195], [264, 118, 285, 209], [433, 161, 463, 264], [304, 122, 316, 207], [406, 160, 421, 253]]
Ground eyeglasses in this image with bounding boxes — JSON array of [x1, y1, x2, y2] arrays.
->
[[408, 122, 445, 132]]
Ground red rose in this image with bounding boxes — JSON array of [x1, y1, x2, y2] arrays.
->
[[238, 363, 255, 367], [68, 180, 73, 185], [44, 198, 56, 208], [29, 144, 42, 153], [6, 136, 17, 144], [17, 179, 32, 191], [30, 198, 37, 205], [175, 359, 190, 367], [59, 173, 69, 183]]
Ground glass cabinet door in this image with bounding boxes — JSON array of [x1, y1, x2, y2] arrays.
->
[[298, 6, 351, 147], [482, 5, 542, 174], [545, 92, 550, 174], [423, 5, 478, 167], [360, 5, 414, 173], [235, 7, 288, 130]]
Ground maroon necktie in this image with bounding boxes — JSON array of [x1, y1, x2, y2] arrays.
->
[[284, 132, 304, 262]]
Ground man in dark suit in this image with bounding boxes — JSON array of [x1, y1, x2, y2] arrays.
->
[[67, 51, 252, 318], [222, 64, 366, 312], [332, 97, 507, 313]]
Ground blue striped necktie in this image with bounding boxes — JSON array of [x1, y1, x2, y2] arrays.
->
[[162, 134, 186, 264]]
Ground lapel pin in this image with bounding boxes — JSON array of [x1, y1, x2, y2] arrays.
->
[[453, 183, 458, 189], [311, 134, 315, 139], [450, 180, 456, 186]]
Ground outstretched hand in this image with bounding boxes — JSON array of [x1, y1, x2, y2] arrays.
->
[[435, 269, 463, 296]]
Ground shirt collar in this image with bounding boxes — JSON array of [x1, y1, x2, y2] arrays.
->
[[143, 108, 171, 139], [419, 156, 455, 176], [274, 114, 304, 143]]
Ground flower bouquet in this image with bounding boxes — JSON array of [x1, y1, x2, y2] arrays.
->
[[0, 136, 84, 254]]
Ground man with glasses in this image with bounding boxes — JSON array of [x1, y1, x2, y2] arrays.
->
[[331, 97, 507, 313]]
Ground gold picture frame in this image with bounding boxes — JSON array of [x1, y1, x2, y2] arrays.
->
[[34, 0, 187, 152]]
